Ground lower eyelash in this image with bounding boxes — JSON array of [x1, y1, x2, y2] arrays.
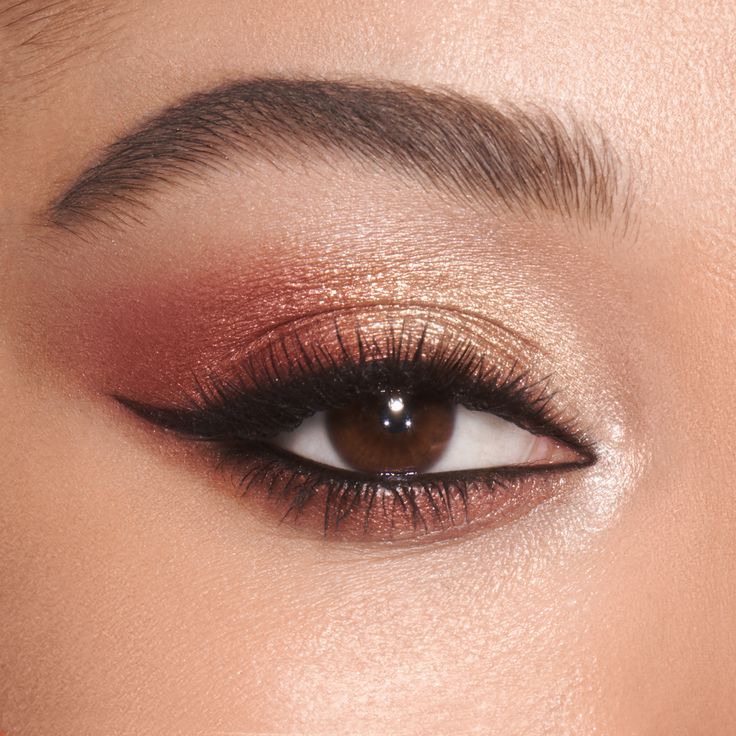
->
[[218, 442, 585, 541], [235, 445, 478, 535]]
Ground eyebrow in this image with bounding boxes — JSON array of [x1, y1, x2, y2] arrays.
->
[[47, 78, 635, 234]]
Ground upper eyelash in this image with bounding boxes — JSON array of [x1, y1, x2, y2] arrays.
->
[[114, 318, 598, 538], [116, 319, 594, 458]]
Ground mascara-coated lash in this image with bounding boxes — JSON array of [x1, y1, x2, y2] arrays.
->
[[117, 316, 595, 541]]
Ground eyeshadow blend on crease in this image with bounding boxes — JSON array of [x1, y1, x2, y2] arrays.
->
[[45, 77, 636, 236]]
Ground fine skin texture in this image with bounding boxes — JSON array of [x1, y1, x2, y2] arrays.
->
[[1, 1, 735, 734]]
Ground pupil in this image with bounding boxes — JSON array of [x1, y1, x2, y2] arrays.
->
[[380, 395, 412, 433]]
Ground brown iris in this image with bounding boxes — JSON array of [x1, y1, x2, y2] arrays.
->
[[326, 393, 455, 474]]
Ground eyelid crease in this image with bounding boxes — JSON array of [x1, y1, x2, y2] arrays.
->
[[211, 301, 552, 364]]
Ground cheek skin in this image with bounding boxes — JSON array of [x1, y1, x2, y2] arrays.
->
[[0, 377, 606, 734], [585, 243, 736, 732]]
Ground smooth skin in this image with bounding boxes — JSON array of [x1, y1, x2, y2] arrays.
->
[[1, 2, 735, 734]]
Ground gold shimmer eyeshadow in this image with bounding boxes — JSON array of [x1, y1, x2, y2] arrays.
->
[[108, 298, 594, 542], [70, 262, 547, 401]]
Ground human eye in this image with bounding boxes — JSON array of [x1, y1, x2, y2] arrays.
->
[[276, 401, 573, 474], [116, 312, 595, 543]]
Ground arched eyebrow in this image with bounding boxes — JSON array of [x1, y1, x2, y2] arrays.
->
[[47, 78, 635, 234]]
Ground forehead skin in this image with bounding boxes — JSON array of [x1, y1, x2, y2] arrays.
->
[[1, 2, 735, 735]]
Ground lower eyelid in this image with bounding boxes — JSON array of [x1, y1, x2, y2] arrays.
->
[[212, 441, 591, 544]]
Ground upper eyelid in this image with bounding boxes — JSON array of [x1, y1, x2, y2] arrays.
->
[[114, 316, 595, 460]]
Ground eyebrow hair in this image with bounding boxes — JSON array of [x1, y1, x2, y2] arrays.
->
[[47, 77, 635, 234]]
